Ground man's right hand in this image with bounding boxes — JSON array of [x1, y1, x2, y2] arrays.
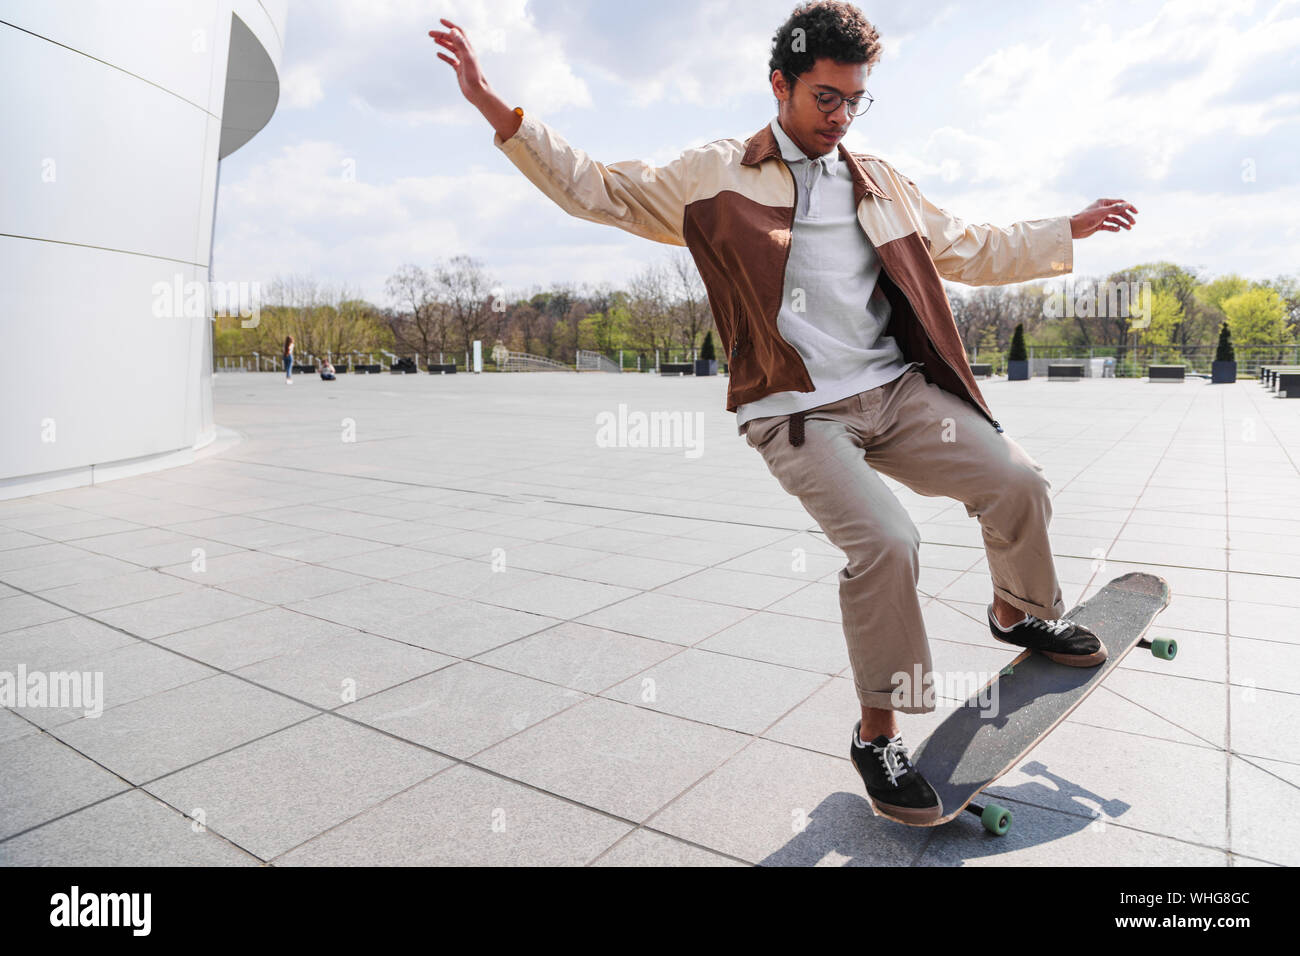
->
[[430, 18, 521, 141], [430, 18, 489, 104]]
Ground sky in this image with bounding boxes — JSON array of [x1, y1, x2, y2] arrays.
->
[[212, 0, 1300, 307]]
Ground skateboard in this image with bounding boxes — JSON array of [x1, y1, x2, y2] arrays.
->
[[880, 571, 1175, 836]]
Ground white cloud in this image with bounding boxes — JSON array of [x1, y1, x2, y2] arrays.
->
[[277, 0, 592, 123], [941, 0, 1300, 191], [214, 139, 544, 300], [280, 64, 323, 108]]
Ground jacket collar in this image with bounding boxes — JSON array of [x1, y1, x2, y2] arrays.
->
[[741, 120, 891, 205]]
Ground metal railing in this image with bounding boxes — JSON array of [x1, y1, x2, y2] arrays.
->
[[496, 351, 571, 372], [970, 344, 1300, 378], [215, 352, 462, 372], [576, 350, 621, 373]]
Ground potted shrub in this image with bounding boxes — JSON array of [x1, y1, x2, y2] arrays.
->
[[1007, 323, 1030, 381], [694, 331, 719, 376], [1211, 322, 1236, 383]]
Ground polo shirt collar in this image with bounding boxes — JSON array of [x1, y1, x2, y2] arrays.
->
[[770, 116, 836, 173]]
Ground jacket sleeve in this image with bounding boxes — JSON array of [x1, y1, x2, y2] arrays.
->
[[492, 109, 692, 247], [903, 176, 1073, 286]]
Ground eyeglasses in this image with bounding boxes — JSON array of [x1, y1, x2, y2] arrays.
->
[[792, 73, 873, 117]]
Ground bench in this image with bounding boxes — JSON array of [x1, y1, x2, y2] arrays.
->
[[1261, 365, 1300, 389], [659, 363, 694, 375], [1148, 365, 1185, 381], [427, 363, 457, 374], [390, 358, 418, 374], [1274, 371, 1300, 398], [1047, 363, 1084, 380], [354, 364, 383, 374], [970, 363, 992, 378], [292, 364, 316, 373]]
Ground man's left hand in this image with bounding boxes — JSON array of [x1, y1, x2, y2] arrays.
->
[[1070, 199, 1138, 239]]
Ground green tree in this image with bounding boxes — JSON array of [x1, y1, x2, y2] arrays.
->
[[699, 330, 716, 362], [1141, 288, 1184, 360], [1261, 274, 1300, 328], [577, 297, 628, 354], [1197, 275, 1249, 314], [1215, 321, 1235, 362], [1221, 288, 1292, 346], [1008, 323, 1027, 362]]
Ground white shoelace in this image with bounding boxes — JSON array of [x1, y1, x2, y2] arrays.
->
[[874, 734, 912, 786], [994, 607, 1075, 637], [1027, 615, 1074, 636]]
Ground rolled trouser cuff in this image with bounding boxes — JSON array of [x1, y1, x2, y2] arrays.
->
[[993, 583, 1065, 621]]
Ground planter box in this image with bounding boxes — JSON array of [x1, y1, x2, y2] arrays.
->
[[694, 359, 718, 376], [1211, 360, 1236, 384], [1007, 359, 1029, 381]]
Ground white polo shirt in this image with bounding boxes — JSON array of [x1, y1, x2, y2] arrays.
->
[[735, 116, 917, 434]]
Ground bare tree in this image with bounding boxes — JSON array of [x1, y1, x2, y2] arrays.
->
[[385, 263, 451, 359], [667, 249, 710, 354], [432, 254, 498, 362], [948, 284, 1003, 352], [506, 285, 546, 354], [624, 262, 674, 360], [257, 274, 383, 362]]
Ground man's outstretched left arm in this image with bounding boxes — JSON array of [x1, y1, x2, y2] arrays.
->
[[904, 175, 1137, 286]]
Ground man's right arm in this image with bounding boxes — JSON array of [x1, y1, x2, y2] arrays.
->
[[489, 106, 695, 247], [435, 18, 693, 246]]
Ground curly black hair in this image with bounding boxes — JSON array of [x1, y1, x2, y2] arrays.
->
[[768, 1, 883, 89]]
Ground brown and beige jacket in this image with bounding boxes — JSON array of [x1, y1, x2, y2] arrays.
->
[[493, 110, 1073, 433]]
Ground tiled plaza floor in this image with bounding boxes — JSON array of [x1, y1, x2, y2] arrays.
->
[[1, 371, 1297, 866]]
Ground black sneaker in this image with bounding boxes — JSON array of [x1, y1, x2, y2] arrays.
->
[[987, 604, 1107, 667], [849, 720, 943, 824]]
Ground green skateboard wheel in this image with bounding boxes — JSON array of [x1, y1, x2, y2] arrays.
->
[[1000, 665, 1014, 677], [981, 803, 1012, 836], [1150, 637, 1177, 660]]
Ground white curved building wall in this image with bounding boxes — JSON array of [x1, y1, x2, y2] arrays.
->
[[0, 0, 286, 498]]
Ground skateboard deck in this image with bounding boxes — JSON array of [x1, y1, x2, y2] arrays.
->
[[882, 571, 1174, 834]]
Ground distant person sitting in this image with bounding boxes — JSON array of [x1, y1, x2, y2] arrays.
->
[[320, 358, 336, 381]]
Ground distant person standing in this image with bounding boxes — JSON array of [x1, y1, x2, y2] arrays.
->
[[320, 356, 336, 381], [283, 335, 294, 385]]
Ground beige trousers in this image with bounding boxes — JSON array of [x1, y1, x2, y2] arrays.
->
[[741, 365, 1065, 713]]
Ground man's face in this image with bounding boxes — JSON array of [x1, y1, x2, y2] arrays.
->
[[772, 58, 870, 158]]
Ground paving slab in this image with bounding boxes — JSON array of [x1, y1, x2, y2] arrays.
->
[[144, 714, 450, 861], [0, 790, 260, 866], [47, 674, 316, 784], [339, 661, 585, 758], [277, 764, 630, 866]]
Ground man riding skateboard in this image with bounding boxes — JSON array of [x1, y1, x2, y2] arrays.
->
[[431, 1, 1138, 825]]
